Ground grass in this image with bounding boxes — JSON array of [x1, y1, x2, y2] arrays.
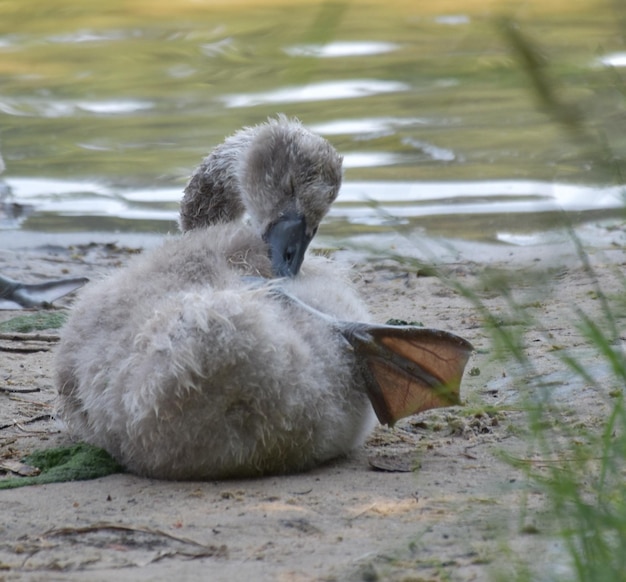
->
[[383, 212, 626, 580], [491, 18, 626, 581], [483, 253, 626, 581], [362, 15, 626, 579], [484, 252, 626, 581], [0, 311, 68, 333], [0, 443, 123, 490], [451, 17, 626, 581]]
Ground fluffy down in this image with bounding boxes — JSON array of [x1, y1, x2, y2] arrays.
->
[[55, 228, 376, 480]]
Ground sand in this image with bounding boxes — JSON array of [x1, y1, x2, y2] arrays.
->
[[1, 223, 624, 581]]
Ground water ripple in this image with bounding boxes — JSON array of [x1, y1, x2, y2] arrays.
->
[[402, 138, 456, 162], [596, 52, 626, 67], [200, 37, 235, 57], [76, 100, 153, 114], [47, 29, 138, 44], [342, 152, 405, 168], [222, 79, 409, 108], [6, 178, 112, 199], [284, 41, 400, 58], [3, 177, 622, 232], [310, 117, 431, 136], [434, 15, 470, 26], [338, 180, 623, 208], [0, 98, 153, 117]]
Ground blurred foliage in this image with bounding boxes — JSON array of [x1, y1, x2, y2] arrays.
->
[[490, 14, 626, 581]]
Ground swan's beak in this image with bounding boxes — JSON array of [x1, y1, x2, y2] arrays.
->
[[264, 212, 312, 278]]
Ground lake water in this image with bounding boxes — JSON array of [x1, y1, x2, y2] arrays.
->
[[0, 0, 624, 249]]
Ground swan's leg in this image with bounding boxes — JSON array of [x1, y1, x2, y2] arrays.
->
[[259, 283, 473, 426], [258, 282, 337, 324]]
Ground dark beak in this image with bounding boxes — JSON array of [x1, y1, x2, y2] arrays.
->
[[264, 213, 312, 278]]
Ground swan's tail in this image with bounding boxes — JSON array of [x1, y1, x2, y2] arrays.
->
[[339, 323, 473, 426]]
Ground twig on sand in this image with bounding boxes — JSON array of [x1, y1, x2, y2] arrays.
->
[[0, 414, 52, 431], [0, 459, 41, 477], [0, 345, 51, 354], [0, 385, 41, 394], [0, 333, 59, 353], [43, 522, 228, 559], [0, 333, 58, 355], [0, 333, 60, 342]]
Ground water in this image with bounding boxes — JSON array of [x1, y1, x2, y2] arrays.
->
[[0, 0, 624, 248]]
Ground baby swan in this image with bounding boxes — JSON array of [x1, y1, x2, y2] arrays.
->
[[180, 115, 342, 277], [56, 117, 472, 480]]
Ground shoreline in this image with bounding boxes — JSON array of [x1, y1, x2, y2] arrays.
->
[[2, 212, 624, 266]]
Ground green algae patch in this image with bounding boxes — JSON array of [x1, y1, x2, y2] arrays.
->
[[0, 443, 123, 489], [0, 311, 68, 333]]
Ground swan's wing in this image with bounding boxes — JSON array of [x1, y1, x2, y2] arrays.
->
[[342, 323, 473, 426], [0, 275, 89, 309]]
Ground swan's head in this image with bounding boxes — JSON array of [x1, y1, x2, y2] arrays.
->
[[238, 117, 343, 277]]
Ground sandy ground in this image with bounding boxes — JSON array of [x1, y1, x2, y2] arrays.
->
[[1, 224, 625, 581]]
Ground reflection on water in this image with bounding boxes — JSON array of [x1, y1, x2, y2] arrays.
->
[[596, 52, 626, 67], [222, 79, 409, 108], [0, 0, 624, 245], [284, 41, 400, 58], [2, 175, 623, 244], [309, 117, 440, 135], [0, 99, 154, 118]]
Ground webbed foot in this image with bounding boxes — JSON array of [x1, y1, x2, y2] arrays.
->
[[341, 322, 473, 426]]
